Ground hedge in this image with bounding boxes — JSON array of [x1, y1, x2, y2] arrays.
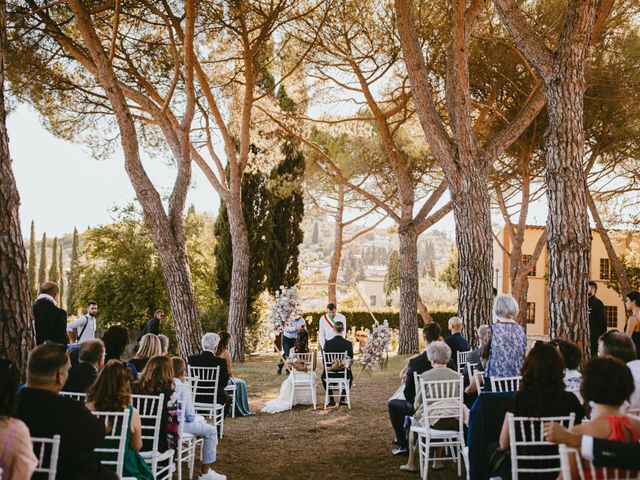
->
[[302, 310, 456, 341]]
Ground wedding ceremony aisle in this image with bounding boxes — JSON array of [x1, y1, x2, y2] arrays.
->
[[213, 353, 457, 480]]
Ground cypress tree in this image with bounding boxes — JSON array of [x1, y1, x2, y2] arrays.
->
[[38, 232, 47, 285], [28, 220, 37, 298], [429, 259, 436, 279], [48, 237, 59, 284], [67, 227, 80, 314], [58, 242, 65, 309], [312, 222, 319, 244], [383, 250, 401, 297]]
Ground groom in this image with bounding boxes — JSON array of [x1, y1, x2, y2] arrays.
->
[[318, 303, 347, 350], [322, 320, 353, 406]]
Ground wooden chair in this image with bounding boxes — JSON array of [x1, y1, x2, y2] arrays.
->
[[90, 410, 136, 479], [187, 366, 226, 438], [322, 351, 350, 409], [289, 351, 317, 410], [490, 375, 522, 392]]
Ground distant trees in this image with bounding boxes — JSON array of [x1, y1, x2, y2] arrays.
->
[[48, 237, 59, 284], [384, 250, 401, 303], [28, 221, 37, 298], [37, 233, 46, 285], [66, 228, 80, 315]]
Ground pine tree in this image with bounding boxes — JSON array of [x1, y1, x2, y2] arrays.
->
[[312, 222, 319, 244], [38, 232, 47, 285], [58, 242, 65, 309], [383, 250, 401, 297], [67, 227, 80, 315], [28, 220, 37, 298], [48, 237, 59, 284]]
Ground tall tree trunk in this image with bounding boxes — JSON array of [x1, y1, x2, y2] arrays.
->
[[587, 189, 632, 296], [450, 168, 494, 343], [398, 221, 419, 354], [512, 271, 531, 328], [226, 194, 251, 362], [67, 0, 202, 357], [327, 187, 345, 306], [0, 0, 35, 374]]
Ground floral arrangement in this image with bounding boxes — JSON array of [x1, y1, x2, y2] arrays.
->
[[266, 286, 300, 335], [358, 319, 393, 371]]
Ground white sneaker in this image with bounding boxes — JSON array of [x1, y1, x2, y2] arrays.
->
[[199, 470, 227, 480]]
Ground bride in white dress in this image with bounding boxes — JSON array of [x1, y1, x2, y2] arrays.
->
[[262, 330, 317, 414]]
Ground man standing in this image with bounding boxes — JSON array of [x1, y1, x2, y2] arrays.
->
[[322, 320, 354, 406], [66, 301, 98, 344], [444, 316, 470, 371], [318, 303, 347, 350], [17, 344, 117, 480], [277, 308, 306, 375], [33, 281, 68, 346], [63, 339, 105, 393], [141, 309, 164, 336], [588, 281, 606, 357]]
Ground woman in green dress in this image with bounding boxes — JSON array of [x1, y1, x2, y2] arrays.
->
[[85, 360, 154, 480], [216, 332, 252, 416]]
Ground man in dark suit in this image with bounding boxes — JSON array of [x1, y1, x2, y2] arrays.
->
[[188, 332, 230, 407], [140, 309, 164, 337], [33, 281, 68, 346], [545, 422, 640, 469], [444, 316, 470, 371], [388, 322, 441, 455], [63, 339, 105, 393], [322, 320, 354, 406], [588, 281, 607, 357], [17, 344, 117, 480]]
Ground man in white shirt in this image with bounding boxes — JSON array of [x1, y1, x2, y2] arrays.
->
[[66, 301, 98, 344], [318, 303, 347, 350]]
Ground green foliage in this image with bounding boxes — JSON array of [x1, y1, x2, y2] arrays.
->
[[429, 259, 436, 279], [66, 227, 80, 315], [302, 310, 456, 342], [38, 232, 47, 285], [76, 206, 224, 331], [383, 250, 400, 300], [439, 249, 459, 291], [58, 245, 65, 310], [48, 237, 59, 284], [28, 221, 37, 298], [606, 248, 640, 296]]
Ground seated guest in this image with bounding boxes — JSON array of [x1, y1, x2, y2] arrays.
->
[[493, 343, 584, 479], [85, 360, 153, 480], [400, 341, 463, 473], [0, 359, 38, 479], [464, 324, 492, 393], [597, 331, 640, 409], [188, 333, 230, 408], [550, 338, 582, 391], [485, 294, 526, 379], [444, 316, 470, 371], [102, 325, 131, 362], [172, 357, 227, 480], [63, 339, 105, 393], [215, 331, 252, 416], [388, 322, 441, 456], [17, 344, 118, 480], [132, 356, 179, 453], [128, 333, 162, 374], [555, 357, 640, 479], [158, 335, 170, 355], [322, 320, 354, 406]]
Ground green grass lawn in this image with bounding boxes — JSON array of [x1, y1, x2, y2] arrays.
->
[[211, 353, 462, 480]]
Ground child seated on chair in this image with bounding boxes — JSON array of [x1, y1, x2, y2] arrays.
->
[[172, 357, 227, 480]]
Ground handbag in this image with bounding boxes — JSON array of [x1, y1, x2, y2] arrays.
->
[[488, 442, 511, 479]]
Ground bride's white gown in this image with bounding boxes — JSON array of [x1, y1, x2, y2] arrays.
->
[[261, 369, 317, 414]]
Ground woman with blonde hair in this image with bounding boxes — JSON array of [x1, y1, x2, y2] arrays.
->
[[132, 356, 179, 452], [85, 360, 153, 479], [128, 334, 162, 374]]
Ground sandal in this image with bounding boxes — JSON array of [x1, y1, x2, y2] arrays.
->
[[400, 465, 419, 472]]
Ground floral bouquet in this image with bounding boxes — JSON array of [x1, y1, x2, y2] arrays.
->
[[358, 319, 392, 372], [266, 286, 300, 335]]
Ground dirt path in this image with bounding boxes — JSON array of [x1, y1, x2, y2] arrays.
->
[[213, 353, 458, 480]]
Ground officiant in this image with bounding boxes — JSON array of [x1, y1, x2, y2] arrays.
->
[[318, 303, 347, 350]]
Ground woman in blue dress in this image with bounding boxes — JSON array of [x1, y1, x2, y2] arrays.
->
[[485, 294, 527, 381], [216, 332, 252, 416]]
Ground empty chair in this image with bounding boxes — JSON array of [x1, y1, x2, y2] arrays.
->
[[31, 434, 61, 480]]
